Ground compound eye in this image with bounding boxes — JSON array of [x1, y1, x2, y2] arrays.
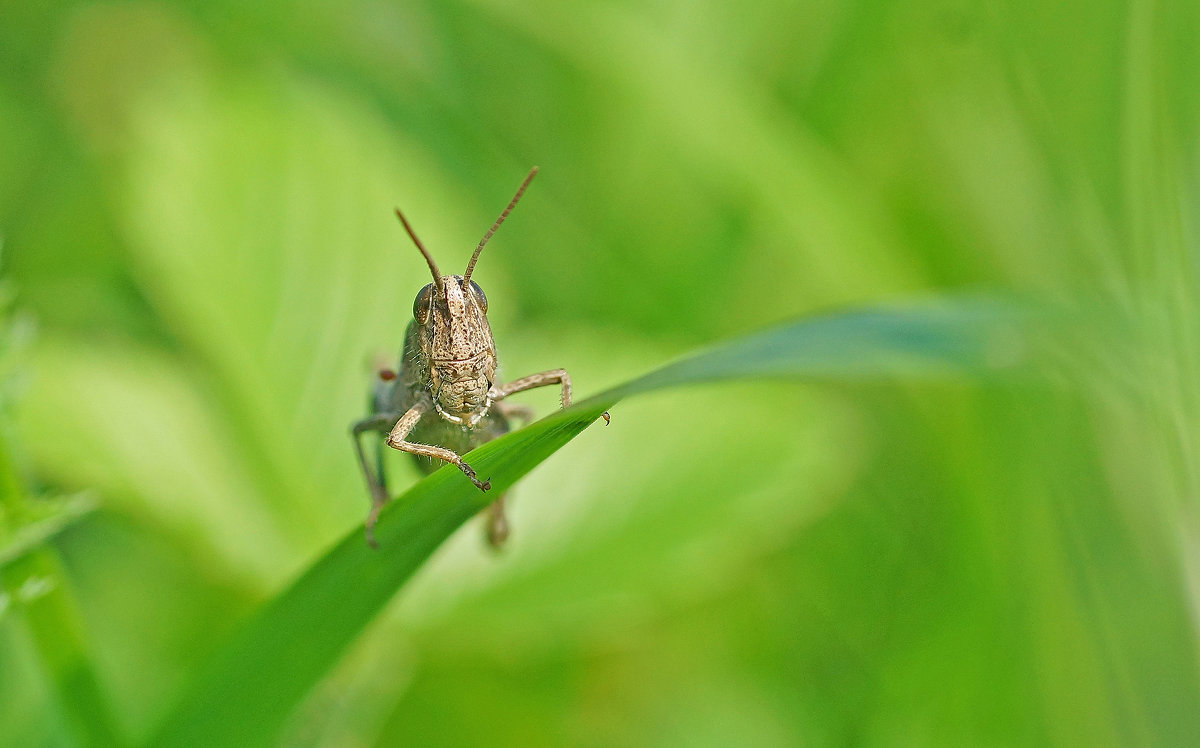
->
[[469, 280, 488, 313], [413, 283, 434, 323]]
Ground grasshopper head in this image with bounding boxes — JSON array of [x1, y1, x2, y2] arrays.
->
[[412, 274, 496, 420], [395, 167, 537, 424]]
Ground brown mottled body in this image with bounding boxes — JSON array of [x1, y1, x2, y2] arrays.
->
[[378, 319, 510, 466], [351, 167, 604, 548]]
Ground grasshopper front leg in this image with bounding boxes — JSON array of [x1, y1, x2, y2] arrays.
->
[[359, 398, 491, 548], [491, 369, 609, 424], [492, 369, 572, 408], [384, 398, 493, 493]]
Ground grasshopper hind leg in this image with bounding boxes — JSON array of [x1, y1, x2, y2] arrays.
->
[[486, 494, 510, 549], [480, 405, 527, 550]]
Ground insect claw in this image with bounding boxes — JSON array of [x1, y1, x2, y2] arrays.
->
[[459, 461, 489, 491], [602, 411, 611, 425]]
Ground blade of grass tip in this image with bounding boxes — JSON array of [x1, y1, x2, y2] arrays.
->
[[149, 295, 1026, 747], [613, 296, 1029, 399]]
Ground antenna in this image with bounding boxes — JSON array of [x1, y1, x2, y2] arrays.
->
[[395, 207, 445, 297], [463, 166, 538, 285]]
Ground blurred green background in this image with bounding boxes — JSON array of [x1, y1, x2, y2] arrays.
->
[[3, 0, 1200, 745]]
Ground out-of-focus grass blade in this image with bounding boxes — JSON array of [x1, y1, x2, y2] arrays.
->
[[0, 493, 98, 570], [149, 297, 1025, 747]]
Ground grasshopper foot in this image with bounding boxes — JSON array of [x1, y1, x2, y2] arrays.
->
[[460, 461, 492, 492], [602, 411, 611, 425]]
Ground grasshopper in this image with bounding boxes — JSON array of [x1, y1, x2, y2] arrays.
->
[[351, 167, 607, 548]]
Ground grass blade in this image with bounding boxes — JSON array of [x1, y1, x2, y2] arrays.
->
[[150, 296, 1024, 746]]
